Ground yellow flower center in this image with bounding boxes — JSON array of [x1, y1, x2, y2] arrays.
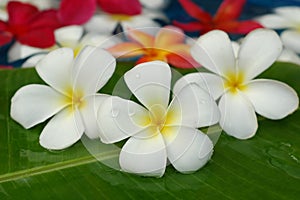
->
[[224, 72, 247, 93], [149, 105, 166, 131], [110, 14, 132, 21], [64, 87, 86, 110]]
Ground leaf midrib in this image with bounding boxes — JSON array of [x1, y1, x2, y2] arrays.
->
[[0, 149, 119, 183]]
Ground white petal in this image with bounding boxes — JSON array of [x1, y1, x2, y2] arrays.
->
[[8, 42, 46, 62], [97, 96, 150, 143], [168, 83, 220, 128], [243, 79, 299, 120], [277, 48, 300, 65], [124, 61, 171, 110], [119, 130, 167, 177], [231, 41, 240, 58], [238, 29, 282, 81], [10, 84, 68, 129], [84, 15, 117, 34], [163, 126, 213, 173], [55, 25, 83, 48], [21, 54, 46, 68], [72, 46, 116, 94], [275, 6, 300, 23], [79, 33, 115, 49], [80, 94, 109, 139], [122, 16, 161, 30], [140, 0, 169, 10], [173, 72, 225, 100], [281, 30, 300, 54], [39, 107, 84, 150], [36, 48, 73, 95], [191, 30, 236, 77], [256, 14, 294, 29], [219, 92, 258, 139]]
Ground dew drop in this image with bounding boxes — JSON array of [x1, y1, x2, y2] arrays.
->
[[112, 108, 119, 118], [128, 108, 135, 117], [135, 73, 141, 79]]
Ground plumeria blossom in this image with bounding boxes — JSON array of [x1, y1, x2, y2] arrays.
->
[[107, 26, 199, 68], [256, 6, 300, 54], [174, 29, 299, 139], [11, 46, 116, 149], [9, 25, 117, 67], [174, 0, 263, 35], [84, 8, 164, 35], [0, 1, 60, 47], [97, 61, 220, 177], [140, 0, 170, 10]]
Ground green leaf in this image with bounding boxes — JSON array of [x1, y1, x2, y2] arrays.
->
[[0, 62, 299, 199]]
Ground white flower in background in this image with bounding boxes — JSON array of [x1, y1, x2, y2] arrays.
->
[[277, 48, 300, 65], [257, 7, 300, 54], [97, 61, 220, 177], [140, 0, 170, 10], [11, 46, 116, 149], [84, 9, 165, 34], [174, 29, 299, 139], [9, 25, 117, 67]]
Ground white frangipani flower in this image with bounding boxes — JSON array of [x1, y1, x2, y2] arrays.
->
[[140, 0, 170, 10], [84, 9, 165, 35], [174, 29, 299, 139], [11, 46, 116, 149], [97, 61, 220, 177], [257, 7, 300, 54]]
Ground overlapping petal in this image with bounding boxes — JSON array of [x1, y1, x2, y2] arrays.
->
[[238, 29, 282, 81], [281, 30, 300, 54], [10, 84, 68, 129], [191, 30, 236, 77], [72, 46, 116, 94], [173, 72, 225, 100], [39, 108, 84, 150], [163, 126, 213, 173], [97, 96, 149, 143], [154, 26, 185, 49], [219, 91, 257, 139], [36, 48, 73, 95], [214, 0, 246, 22], [243, 79, 299, 120], [80, 95, 109, 139], [119, 131, 167, 177], [124, 61, 171, 110], [256, 14, 293, 29], [168, 84, 220, 128], [55, 25, 84, 47], [107, 42, 144, 58]]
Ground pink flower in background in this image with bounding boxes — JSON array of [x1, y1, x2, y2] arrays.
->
[[174, 0, 263, 35], [107, 26, 199, 69]]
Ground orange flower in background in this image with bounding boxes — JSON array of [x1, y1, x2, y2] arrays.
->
[[174, 0, 263, 35], [107, 26, 200, 69]]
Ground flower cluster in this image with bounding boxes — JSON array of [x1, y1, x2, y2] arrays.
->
[[5, 0, 300, 178]]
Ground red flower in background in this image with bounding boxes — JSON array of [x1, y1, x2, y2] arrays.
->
[[97, 0, 141, 15], [0, 1, 61, 48], [174, 0, 263, 35]]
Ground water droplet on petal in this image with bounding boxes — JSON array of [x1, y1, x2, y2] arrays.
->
[[128, 107, 136, 117], [112, 108, 119, 118], [135, 73, 140, 79]]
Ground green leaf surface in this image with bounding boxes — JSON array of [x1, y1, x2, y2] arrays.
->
[[0, 62, 299, 199]]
